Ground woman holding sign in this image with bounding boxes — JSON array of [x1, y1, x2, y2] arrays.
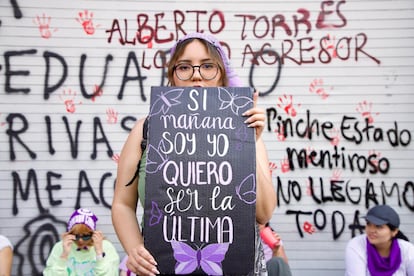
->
[[112, 32, 276, 276]]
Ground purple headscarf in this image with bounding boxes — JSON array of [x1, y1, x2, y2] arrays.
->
[[170, 32, 243, 87], [67, 208, 98, 232]]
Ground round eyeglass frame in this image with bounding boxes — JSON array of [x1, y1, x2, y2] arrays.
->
[[173, 63, 219, 81]]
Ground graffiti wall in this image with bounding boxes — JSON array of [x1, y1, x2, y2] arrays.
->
[[0, 0, 413, 275]]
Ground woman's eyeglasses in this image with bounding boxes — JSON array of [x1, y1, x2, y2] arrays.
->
[[174, 63, 219, 81], [74, 233, 93, 241]]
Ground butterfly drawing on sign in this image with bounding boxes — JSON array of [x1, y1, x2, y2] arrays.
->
[[218, 87, 252, 115], [170, 240, 230, 275], [236, 173, 256, 204], [149, 88, 184, 117], [146, 140, 168, 174], [149, 201, 163, 227]]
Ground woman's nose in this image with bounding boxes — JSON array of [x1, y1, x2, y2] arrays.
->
[[366, 224, 376, 232], [191, 68, 202, 80]]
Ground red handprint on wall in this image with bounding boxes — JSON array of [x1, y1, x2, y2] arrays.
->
[[76, 10, 100, 35], [280, 157, 290, 173], [59, 89, 82, 113], [268, 161, 278, 175], [303, 221, 316, 234], [309, 78, 330, 99], [356, 100, 378, 123], [274, 125, 286, 141], [277, 94, 299, 117], [33, 13, 58, 39], [106, 108, 118, 124], [91, 85, 103, 102], [321, 34, 338, 58]]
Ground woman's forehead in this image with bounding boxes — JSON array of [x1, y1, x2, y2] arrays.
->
[[178, 40, 214, 62], [70, 224, 92, 233]]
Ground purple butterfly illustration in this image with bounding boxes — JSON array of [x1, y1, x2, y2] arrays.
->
[[218, 87, 252, 115], [171, 240, 230, 275], [146, 140, 168, 174], [149, 201, 163, 227], [236, 173, 256, 204], [149, 88, 184, 117]]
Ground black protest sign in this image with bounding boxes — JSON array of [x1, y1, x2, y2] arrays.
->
[[143, 86, 256, 275]]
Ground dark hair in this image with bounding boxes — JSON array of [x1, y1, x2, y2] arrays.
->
[[388, 224, 409, 241]]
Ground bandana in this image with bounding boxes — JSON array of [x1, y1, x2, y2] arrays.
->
[[170, 32, 243, 87], [67, 208, 98, 232], [366, 237, 402, 276]]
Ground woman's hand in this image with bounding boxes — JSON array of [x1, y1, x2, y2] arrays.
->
[[127, 244, 159, 276], [92, 230, 105, 255], [60, 232, 75, 259], [243, 90, 265, 140], [271, 231, 282, 254]]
